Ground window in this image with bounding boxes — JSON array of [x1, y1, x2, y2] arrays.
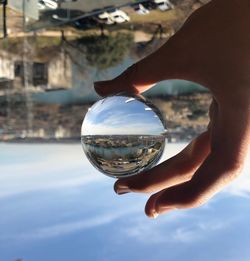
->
[[32, 62, 48, 86], [14, 62, 24, 77]]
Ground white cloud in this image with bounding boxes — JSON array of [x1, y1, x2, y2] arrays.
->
[[0, 144, 105, 199], [172, 227, 200, 242], [0, 174, 102, 199], [0, 143, 187, 200], [3, 205, 141, 241], [122, 212, 190, 243], [83, 111, 165, 135], [123, 211, 232, 244], [18, 214, 120, 240], [172, 218, 232, 243]]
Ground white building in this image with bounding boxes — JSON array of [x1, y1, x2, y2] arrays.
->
[[0, 48, 73, 93]]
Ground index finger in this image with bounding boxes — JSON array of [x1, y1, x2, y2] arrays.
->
[[94, 32, 191, 97]]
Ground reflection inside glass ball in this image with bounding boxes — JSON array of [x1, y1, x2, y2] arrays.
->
[[81, 94, 167, 178]]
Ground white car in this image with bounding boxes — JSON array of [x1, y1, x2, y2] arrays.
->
[[98, 12, 115, 25], [98, 9, 130, 24], [134, 4, 150, 15], [59, 0, 77, 2], [38, 0, 58, 10], [38, 0, 77, 10], [109, 9, 130, 24], [153, 0, 174, 11]]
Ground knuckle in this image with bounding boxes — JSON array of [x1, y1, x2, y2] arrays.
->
[[183, 194, 206, 209], [130, 182, 156, 194], [128, 172, 160, 193], [180, 186, 207, 209]]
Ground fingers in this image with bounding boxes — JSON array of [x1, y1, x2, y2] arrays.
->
[[114, 131, 210, 195], [145, 149, 242, 218], [94, 33, 190, 97], [145, 102, 250, 218]]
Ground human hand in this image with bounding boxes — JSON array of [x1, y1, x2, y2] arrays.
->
[[94, 0, 250, 218]]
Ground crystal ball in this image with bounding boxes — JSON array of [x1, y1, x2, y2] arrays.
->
[[81, 94, 167, 178]]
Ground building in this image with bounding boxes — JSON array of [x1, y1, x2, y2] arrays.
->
[[0, 48, 73, 95]]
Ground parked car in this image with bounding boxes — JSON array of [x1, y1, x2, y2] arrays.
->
[[98, 12, 115, 25], [98, 9, 130, 24], [38, 0, 77, 10], [70, 17, 98, 30], [59, 0, 77, 2], [153, 0, 174, 11], [142, 1, 158, 10], [38, 0, 58, 10], [134, 4, 150, 15], [108, 9, 130, 23]]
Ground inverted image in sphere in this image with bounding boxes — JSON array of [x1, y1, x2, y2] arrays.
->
[[81, 94, 167, 178]]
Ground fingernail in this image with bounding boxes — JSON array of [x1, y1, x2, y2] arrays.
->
[[146, 209, 158, 219], [151, 210, 158, 219], [114, 183, 130, 195]]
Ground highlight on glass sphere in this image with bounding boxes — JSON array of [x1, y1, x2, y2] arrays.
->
[[81, 93, 167, 178]]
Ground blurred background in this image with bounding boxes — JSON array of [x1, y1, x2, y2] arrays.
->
[[1, 1, 250, 261]]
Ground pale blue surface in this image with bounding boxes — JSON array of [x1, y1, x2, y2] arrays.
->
[[0, 144, 250, 261], [83, 95, 165, 135]]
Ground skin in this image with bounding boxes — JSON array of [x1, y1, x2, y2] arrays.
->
[[94, 0, 250, 218]]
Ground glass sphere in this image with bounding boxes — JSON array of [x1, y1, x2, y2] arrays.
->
[[81, 94, 167, 178]]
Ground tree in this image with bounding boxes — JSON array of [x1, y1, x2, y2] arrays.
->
[[77, 33, 134, 70]]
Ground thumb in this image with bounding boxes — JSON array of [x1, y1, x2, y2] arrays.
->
[[94, 35, 189, 97]]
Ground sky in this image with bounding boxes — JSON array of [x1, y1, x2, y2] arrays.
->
[[0, 143, 250, 261], [82, 96, 166, 136]]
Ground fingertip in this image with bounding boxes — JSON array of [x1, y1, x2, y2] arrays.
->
[[93, 80, 103, 89], [145, 193, 160, 218], [94, 81, 109, 96], [146, 209, 159, 219], [145, 205, 158, 219], [114, 180, 131, 195]]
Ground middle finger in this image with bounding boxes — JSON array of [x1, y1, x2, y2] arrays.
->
[[114, 131, 211, 195]]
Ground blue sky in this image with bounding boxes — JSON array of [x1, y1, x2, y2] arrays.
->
[[82, 96, 166, 136], [0, 143, 250, 261]]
